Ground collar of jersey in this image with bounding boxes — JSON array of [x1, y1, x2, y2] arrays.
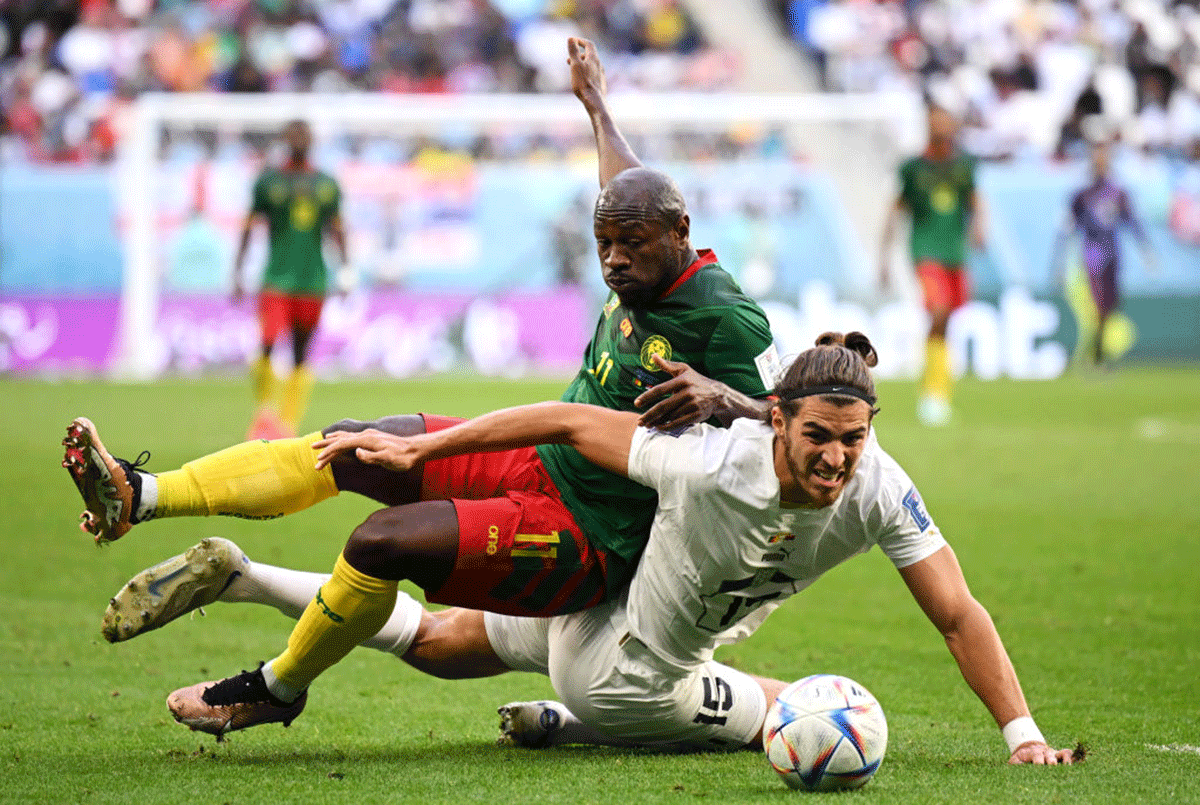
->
[[658, 249, 718, 300]]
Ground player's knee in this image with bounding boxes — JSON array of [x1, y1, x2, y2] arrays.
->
[[343, 512, 407, 576], [323, 417, 370, 436], [322, 414, 424, 439]]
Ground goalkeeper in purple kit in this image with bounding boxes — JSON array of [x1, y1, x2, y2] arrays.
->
[[1053, 140, 1156, 369]]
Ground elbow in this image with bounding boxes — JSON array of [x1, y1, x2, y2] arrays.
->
[[939, 597, 992, 650]]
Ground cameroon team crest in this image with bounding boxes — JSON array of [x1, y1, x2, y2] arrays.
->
[[640, 335, 672, 370]]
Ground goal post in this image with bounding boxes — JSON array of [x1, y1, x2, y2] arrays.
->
[[114, 90, 920, 380]]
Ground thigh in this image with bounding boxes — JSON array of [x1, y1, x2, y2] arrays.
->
[[323, 414, 428, 504], [554, 626, 766, 751], [484, 610, 553, 676], [258, 290, 289, 346], [289, 294, 324, 332], [426, 491, 610, 617], [916, 260, 969, 313], [944, 267, 971, 310], [419, 415, 551, 500], [1089, 262, 1119, 315]]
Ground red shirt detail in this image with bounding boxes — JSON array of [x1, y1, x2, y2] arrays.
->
[[659, 249, 718, 300]]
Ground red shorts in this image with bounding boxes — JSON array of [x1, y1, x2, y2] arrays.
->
[[258, 290, 324, 345], [418, 414, 612, 617], [915, 260, 971, 313]]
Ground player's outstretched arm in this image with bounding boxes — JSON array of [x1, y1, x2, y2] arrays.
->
[[897, 545, 1075, 765], [635, 354, 770, 429], [568, 37, 642, 188], [968, 189, 987, 250], [314, 402, 637, 477], [232, 213, 259, 303], [878, 197, 906, 291]]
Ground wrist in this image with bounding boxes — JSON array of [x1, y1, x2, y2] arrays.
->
[[1001, 716, 1045, 754]]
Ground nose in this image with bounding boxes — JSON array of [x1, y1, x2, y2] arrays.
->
[[820, 443, 844, 470], [604, 245, 631, 270]]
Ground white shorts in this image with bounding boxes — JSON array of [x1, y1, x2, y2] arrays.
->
[[484, 600, 766, 750]]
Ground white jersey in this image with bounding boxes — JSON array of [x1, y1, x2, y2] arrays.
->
[[624, 418, 947, 670]]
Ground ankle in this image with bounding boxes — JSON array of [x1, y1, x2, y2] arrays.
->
[[131, 471, 156, 523]]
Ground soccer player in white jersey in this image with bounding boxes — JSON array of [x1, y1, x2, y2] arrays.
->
[[162, 332, 1073, 765]]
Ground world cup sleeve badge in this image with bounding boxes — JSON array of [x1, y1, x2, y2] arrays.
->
[[901, 488, 931, 532]]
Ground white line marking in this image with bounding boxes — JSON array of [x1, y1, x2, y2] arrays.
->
[[1146, 743, 1200, 756]]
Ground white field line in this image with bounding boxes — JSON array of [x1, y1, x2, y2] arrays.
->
[[1146, 743, 1200, 756]]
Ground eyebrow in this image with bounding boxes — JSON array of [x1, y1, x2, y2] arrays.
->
[[801, 421, 869, 438]]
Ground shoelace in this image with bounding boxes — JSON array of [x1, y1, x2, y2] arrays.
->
[[123, 450, 152, 472], [121, 451, 152, 523], [201, 669, 270, 706]]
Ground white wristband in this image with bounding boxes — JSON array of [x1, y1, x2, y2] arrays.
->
[[1002, 716, 1045, 754]]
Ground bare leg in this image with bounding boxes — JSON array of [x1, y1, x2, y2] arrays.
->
[[322, 415, 427, 505], [401, 608, 511, 679]]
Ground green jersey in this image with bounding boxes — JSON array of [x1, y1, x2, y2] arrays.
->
[[537, 250, 777, 569], [251, 167, 341, 295], [898, 151, 977, 268]]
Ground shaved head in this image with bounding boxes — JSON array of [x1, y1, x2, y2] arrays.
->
[[595, 167, 688, 227]]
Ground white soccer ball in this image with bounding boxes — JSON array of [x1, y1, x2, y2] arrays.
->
[[763, 674, 888, 791]]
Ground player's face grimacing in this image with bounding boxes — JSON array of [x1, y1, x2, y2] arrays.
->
[[593, 210, 689, 308], [771, 398, 873, 509]]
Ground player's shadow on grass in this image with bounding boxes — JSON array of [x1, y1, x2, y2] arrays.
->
[[169, 740, 747, 768]]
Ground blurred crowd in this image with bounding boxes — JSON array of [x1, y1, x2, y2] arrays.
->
[[8, 0, 1200, 169], [0, 0, 722, 163], [775, 0, 1200, 162]]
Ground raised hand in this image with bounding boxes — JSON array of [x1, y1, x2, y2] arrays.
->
[[568, 37, 606, 107]]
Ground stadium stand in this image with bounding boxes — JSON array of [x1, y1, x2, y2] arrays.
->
[[769, 0, 1200, 161], [0, 0, 726, 164]]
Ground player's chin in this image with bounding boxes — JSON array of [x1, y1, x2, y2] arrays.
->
[[606, 279, 650, 306], [804, 480, 844, 507]]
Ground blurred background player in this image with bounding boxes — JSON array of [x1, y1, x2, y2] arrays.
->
[[234, 119, 348, 440], [1052, 139, 1157, 371], [880, 104, 985, 427]]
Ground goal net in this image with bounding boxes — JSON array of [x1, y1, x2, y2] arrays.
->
[[114, 90, 920, 381]]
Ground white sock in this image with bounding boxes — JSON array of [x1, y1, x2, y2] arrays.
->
[[261, 660, 303, 703], [135, 473, 157, 522], [220, 561, 423, 656]]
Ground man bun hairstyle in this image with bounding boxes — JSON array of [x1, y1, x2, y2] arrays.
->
[[772, 331, 880, 417], [816, 331, 878, 368]]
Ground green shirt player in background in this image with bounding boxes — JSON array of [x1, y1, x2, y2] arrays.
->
[[234, 120, 348, 440], [65, 36, 779, 698], [880, 104, 986, 427]]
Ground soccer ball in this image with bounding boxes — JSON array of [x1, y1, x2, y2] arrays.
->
[[763, 674, 888, 791]]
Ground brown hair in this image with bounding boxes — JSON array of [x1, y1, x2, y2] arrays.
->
[[771, 331, 879, 418]]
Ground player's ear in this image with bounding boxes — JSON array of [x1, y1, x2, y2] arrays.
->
[[770, 405, 787, 436], [673, 213, 690, 244]]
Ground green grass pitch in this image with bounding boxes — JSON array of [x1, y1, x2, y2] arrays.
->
[[1, 369, 1198, 804]]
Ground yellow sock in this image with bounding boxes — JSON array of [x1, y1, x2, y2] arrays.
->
[[270, 553, 398, 691], [251, 356, 277, 407], [923, 337, 952, 401], [155, 431, 337, 519], [279, 366, 315, 430]]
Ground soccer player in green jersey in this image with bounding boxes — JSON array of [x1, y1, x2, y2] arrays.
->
[[880, 105, 986, 427], [234, 120, 348, 440], [63, 39, 781, 717]]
